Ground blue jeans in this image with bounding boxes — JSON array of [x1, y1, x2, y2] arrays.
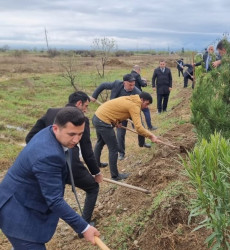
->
[[92, 115, 119, 178], [6, 235, 46, 250], [142, 108, 153, 129]]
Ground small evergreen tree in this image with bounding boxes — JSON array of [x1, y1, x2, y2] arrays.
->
[[191, 39, 230, 140], [182, 133, 230, 249]]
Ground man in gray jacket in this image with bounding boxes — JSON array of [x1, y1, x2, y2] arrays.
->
[[91, 74, 151, 161]]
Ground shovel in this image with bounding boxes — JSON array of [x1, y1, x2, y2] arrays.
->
[[103, 177, 150, 194], [121, 126, 187, 152], [95, 236, 110, 250]]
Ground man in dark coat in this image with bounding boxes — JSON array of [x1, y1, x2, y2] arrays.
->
[[183, 64, 195, 88], [26, 91, 103, 227], [152, 60, 172, 113], [130, 65, 147, 91], [131, 65, 157, 131], [0, 107, 100, 249], [176, 58, 184, 77], [91, 74, 151, 161]]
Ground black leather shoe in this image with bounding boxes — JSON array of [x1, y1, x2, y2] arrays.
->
[[149, 126, 158, 131], [118, 154, 125, 160], [99, 162, 108, 168], [112, 173, 130, 181], [139, 143, 151, 148]]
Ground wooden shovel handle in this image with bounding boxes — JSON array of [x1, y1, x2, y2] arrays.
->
[[89, 96, 103, 105], [121, 126, 138, 134], [103, 177, 150, 194], [95, 236, 110, 250], [121, 126, 177, 149]]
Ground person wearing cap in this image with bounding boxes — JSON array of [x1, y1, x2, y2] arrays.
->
[[176, 58, 184, 77], [92, 92, 161, 181], [91, 74, 151, 162]]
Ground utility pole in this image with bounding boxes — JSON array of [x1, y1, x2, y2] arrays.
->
[[44, 28, 49, 51]]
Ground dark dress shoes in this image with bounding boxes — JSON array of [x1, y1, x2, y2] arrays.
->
[[139, 143, 151, 148], [112, 173, 130, 181], [99, 162, 108, 168]]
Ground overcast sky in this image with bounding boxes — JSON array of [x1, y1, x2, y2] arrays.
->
[[0, 0, 229, 51]]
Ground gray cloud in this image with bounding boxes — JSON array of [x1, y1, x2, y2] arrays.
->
[[0, 0, 229, 50]]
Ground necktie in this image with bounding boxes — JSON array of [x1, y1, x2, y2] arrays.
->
[[206, 55, 210, 71], [161, 68, 165, 73]]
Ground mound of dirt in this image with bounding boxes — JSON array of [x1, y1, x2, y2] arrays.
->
[[107, 58, 129, 67]]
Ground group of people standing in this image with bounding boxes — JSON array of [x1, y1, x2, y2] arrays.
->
[[0, 60, 173, 249], [176, 40, 225, 89]]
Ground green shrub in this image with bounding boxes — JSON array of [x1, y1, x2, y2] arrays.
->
[[182, 133, 230, 249], [191, 44, 230, 141]]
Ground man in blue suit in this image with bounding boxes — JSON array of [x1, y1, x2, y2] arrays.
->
[[0, 107, 100, 249], [25, 91, 104, 228]]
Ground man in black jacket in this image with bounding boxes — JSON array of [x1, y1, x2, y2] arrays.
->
[[26, 91, 104, 227], [176, 58, 184, 77], [183, 64, 195, 88], [152, 60, 172, 113], [131, 65, 147, 91], [131, 65, 157, 131], [91, 74, 151, 161]]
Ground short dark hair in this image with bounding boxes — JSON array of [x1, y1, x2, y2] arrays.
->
[[139, 92, 153, 104], [216, 40, 224, 50], [68, 91, 90, 105], [216, 39, 229, 50], [54, 106, 85, 127]]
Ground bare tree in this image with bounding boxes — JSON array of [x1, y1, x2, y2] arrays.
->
[[92, 37, 117, 78], [0, 45, 10, 52], [60, 54, 78, 90]]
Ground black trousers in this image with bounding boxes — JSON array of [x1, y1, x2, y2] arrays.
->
[[67, 147, 99, 223], [157, 93, 169, 113], [184, 75, 194, 88], [178, 69, 184, 77]]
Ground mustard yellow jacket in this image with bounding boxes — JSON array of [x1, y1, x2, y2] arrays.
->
[[95, 95, 152, 138]]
